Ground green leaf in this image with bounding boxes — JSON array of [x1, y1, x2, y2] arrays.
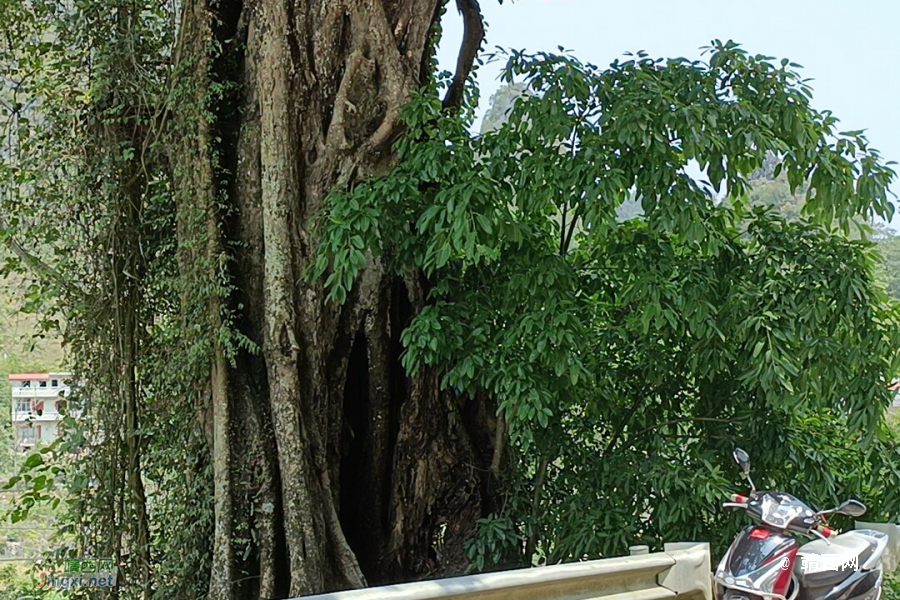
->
[[23, 453, 43, 469]]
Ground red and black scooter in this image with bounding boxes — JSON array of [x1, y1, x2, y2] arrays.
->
[[713, 448, 888, 600]]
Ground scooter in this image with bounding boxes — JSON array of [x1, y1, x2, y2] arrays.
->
[[713, 448, 888, 600]]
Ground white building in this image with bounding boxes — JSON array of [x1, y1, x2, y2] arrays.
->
[[8, 372, 72, 452]]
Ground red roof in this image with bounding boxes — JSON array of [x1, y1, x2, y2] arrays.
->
[[8, 373, 51, 381]]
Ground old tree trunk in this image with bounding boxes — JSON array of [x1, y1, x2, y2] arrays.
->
[[174, 0, 495, 598]]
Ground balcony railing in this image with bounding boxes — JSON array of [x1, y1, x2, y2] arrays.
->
[[11, 406, 81, 421], [11, 387, 70, 398], [12, 409, 60, 422]]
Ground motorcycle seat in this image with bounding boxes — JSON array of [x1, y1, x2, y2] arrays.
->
[[797, 532, 882, 574]]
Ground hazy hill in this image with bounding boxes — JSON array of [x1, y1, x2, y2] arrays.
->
[[0, 270, 64, 366]]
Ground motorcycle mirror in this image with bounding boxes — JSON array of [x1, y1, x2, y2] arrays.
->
[[733, 448, 750, 474], [836, 499, 867, 518]]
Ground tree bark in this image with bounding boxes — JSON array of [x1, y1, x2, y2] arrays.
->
[[173, 0, 496, 596]]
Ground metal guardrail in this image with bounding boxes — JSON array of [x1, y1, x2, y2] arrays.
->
[[856, 521, 900, 573], [295, 542, 711, 600]]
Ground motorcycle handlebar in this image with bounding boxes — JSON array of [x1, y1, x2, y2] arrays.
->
[[815, 524, 838, 538], [722, 494, 750, 509], [722, 495, 839, 539]]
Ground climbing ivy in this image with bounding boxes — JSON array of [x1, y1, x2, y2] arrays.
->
[[0, 1, 222, 597]]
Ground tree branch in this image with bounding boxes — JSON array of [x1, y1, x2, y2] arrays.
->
[[326, 51, 367, 152], [355, 0, 409, 153], [490, 402, 517, 478], [441, 0, 484, 112], [602, 389, 649, 458], [1, 226, 79, 295], [560, 126, 581, 256], [562, 203, 581, 255], [559, 203, 568, 256], [524, 455, 549, 562]]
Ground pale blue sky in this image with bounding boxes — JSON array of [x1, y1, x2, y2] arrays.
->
[[436, 0, 900, 224]]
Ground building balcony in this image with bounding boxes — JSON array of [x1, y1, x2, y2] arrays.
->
[[12, 409, 63, 422], [11, 387, 69, 399], [11, 402, 80, 422]]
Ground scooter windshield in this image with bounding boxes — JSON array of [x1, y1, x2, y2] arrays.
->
[[759, 493, 806, 528]]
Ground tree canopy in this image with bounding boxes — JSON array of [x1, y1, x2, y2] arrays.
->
[[317, 44, 900, 564]]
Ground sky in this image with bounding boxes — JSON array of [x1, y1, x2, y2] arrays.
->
[[435, 0, 900, 224]]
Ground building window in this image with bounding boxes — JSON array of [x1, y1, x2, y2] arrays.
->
[[51, 380, 58, 387], [39, 381, 47, 388], [17, 427, 35, 444], [21, 381, 30, 388], [16, 399, 29, 413]]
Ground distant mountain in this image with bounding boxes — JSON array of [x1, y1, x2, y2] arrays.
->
[[480, 82, 529, 135]]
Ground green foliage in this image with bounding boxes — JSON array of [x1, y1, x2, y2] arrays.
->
[[0, 1, 219, 598], [464, 515, 522, 572], [737, 153, 900, 302], [315, 41, 900, 567], [884, 572, 900, 600], [0, 563, 65, 600]]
